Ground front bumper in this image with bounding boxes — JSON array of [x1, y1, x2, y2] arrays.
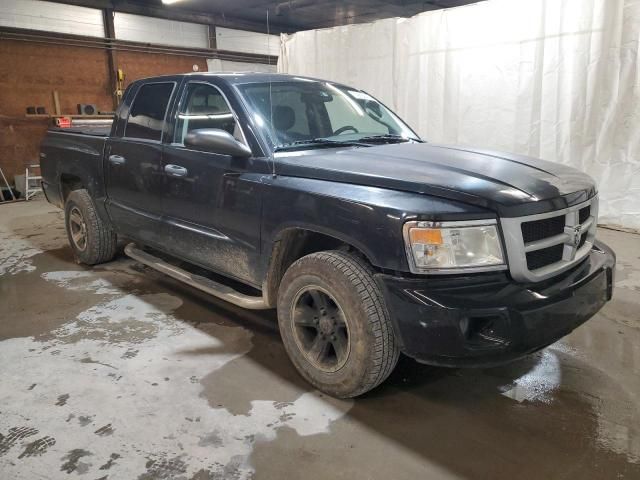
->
[[377, 240, 616, 367]]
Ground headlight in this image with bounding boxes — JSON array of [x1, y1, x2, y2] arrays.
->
[[403, 220, 506, 273]]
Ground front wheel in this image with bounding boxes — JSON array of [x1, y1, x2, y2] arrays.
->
[[277, 251, 400, 398], [64, 189, 117, 265]]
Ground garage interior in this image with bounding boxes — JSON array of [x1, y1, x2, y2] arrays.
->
[[0, 0, 639, 479]]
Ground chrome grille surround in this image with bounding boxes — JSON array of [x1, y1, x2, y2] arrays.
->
[[500, 196, 599, 283]]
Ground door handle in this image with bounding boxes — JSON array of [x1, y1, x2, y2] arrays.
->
[[164, 164, 188, 177], [109, 154, 126, 165]]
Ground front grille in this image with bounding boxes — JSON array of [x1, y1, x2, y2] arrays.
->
[[579, 206, 591, 224], [577, 232, 587, 250], [500, 196, 598, 282], [521, 215, 565, 243], [526, 244, 564, 270]]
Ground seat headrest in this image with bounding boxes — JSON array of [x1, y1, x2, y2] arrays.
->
[[273, 105, 295, 131]]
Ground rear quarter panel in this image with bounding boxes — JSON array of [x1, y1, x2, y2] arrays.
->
[[40, 130, 108, 210]]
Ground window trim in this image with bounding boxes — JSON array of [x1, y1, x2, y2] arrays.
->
[[123, 81, 177, 143], [172, 80, 248, 148]]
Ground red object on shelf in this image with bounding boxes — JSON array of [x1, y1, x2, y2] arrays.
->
[[55, 117, 72, 128]]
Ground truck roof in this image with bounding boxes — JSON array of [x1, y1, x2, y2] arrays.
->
[[133, 72, 348, 88]]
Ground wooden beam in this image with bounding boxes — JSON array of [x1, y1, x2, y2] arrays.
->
[[52, 91, 61, 116], [208, 25, 217, 50], [102, 8, 119, 110]]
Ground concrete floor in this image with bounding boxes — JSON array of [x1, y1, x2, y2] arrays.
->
[[0, 199, 639, 480]]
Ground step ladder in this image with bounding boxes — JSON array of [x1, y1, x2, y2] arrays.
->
[[25, 164, 42, 201]]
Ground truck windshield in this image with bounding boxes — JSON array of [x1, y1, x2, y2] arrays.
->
[[237, 81, 420, 151]]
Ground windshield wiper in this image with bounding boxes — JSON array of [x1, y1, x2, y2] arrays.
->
[[356, 134, 423, 144], [274, 138, 371, 152]]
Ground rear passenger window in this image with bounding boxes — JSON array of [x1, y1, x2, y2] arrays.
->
[[125, 83, 174, 141], [174, 83, 243, 145]]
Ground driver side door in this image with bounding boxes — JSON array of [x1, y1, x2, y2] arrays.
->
[[160, 81, 263, 286]]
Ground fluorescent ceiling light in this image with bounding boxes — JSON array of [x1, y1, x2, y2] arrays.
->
[[162, 0, 185, 4]]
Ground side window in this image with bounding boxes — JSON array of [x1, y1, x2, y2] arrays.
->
[[175, 83, 243, 145], [125, 83, 174, 141]]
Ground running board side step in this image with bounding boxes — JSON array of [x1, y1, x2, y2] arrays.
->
[[124, 243, 269, 310]]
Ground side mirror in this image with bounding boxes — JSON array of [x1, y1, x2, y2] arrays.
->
[[184, 128, 252, 158]]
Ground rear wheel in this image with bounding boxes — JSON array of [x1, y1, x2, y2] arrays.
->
[[277, 250, 400, 398], [64, 189, 117, 265]]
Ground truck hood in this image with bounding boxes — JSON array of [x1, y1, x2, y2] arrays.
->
[[274, 143, 596, 216]]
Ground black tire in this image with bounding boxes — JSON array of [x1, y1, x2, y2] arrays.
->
[[277, 250, 400, 398], [64, 189, 117, 265]]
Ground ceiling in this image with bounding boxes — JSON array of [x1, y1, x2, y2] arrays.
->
[[120, 0, 485, 33]]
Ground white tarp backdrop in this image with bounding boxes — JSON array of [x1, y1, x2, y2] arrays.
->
[[279, 0, 640, 230]]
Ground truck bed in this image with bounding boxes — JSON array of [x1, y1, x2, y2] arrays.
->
[[40, 127, 109, 208], [49, 122, 112, 137]]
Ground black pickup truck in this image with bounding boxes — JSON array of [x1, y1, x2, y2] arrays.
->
[[40, 73, 615, 398]]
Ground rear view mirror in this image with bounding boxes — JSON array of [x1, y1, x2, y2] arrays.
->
[[301, 91, 333, 103], [364, 100, 382, 118], [184, 129, 252, 157]]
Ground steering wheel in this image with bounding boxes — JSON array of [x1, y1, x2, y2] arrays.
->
[[333, 125, 359, 135]]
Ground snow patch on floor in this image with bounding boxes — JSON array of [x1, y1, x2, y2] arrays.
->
[[0, 233, 42, 275], [0, 268, 352, 479], [42, 270, 122, 295], [0, 210, 66, 275]]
